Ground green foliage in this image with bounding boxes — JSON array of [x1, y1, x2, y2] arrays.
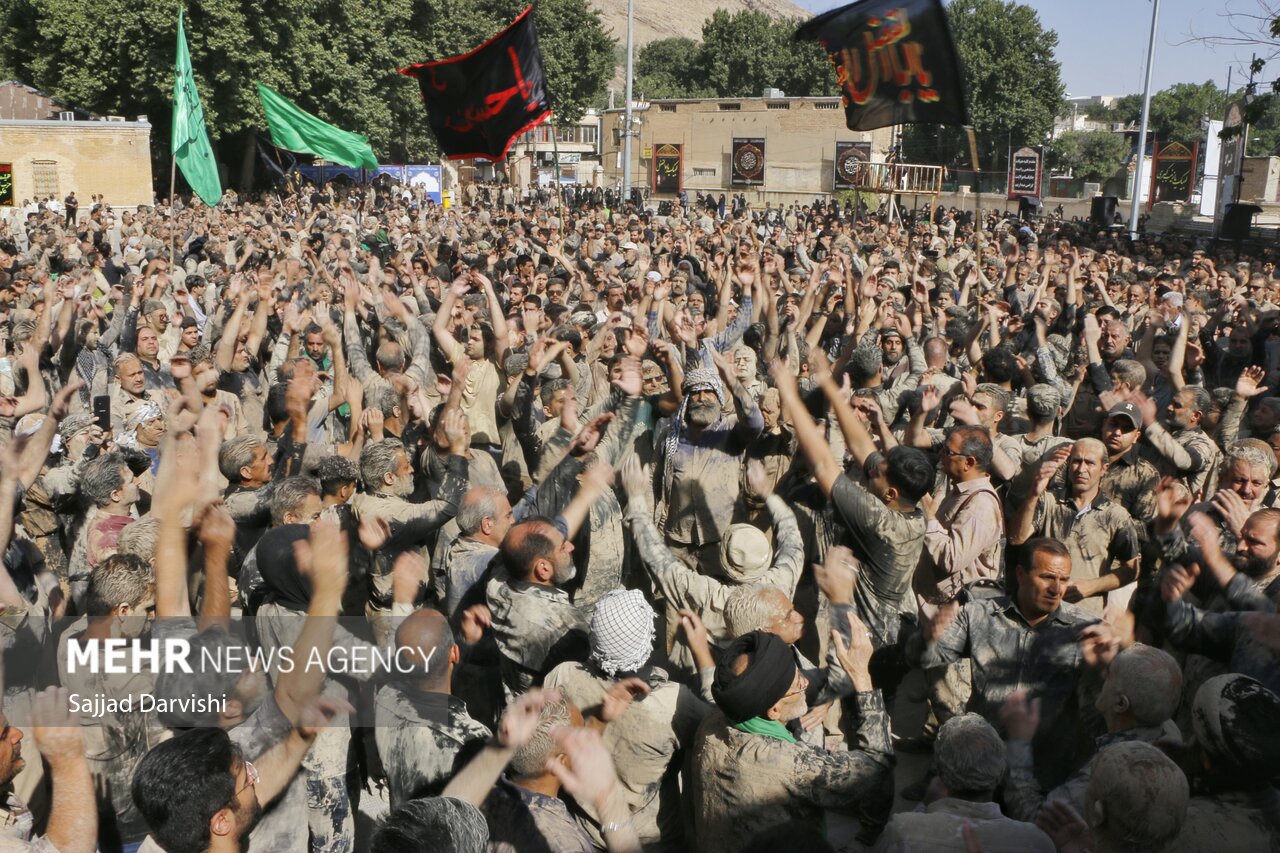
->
[[0, 0, 614, 171], [1099, 82, 1228, 146], [1045, 131, 1130, 182], [633, 11, 836, 100]]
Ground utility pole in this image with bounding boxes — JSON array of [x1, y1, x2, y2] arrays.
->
[[1128, 0, 1161, 237], [622, 0, 635, 198]]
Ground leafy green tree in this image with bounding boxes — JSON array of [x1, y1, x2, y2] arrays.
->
[[635, 37, 709, 100], [1101, 82, 1228, 145], [632, 11, 835, 100], [1045, 131, 1130, 182]]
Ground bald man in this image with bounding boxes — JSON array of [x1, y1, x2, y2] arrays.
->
[[374, 609, 491, 807]]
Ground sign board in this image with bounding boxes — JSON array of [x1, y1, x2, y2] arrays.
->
[[0, 164, 12, 207], [1149, 141, 1198, 209], [652, 143, 682, 194], [1007, 146, 1042, 199], [1201, 120, 1222, 218], [833, 141, 872, 190], [642, 145, 652, 159], [558, 152, 581, 164], [731, 138, 766, 186]]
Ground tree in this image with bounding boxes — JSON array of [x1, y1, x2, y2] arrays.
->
[[635, 37, 709, 100], [0, 0, 614, 184], [903, 0, 1064, 171], [1045, 131, 1130, 182], [1101, 82, 1228, 145], [632, 11, 835, 100]]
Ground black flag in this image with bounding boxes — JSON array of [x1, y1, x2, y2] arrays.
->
[[256, 134, 298, 187], [399, 5, 552, 161], [796, 0, 969, 132]]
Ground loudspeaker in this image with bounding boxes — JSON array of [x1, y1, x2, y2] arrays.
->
[[1018, 195, 1041, 220], [1090, 195, 1118, 229], [1221, 204, 1263, 241]]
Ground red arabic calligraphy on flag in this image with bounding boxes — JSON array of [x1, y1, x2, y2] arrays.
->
[[399, 6, 553, 161]]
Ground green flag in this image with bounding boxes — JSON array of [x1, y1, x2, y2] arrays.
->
[[256, 83, 377, 170], [172, 9, 222, 206]]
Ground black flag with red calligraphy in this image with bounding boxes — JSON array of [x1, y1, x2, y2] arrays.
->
[[796, 0, 969, 132], [399, 5, 552, 161]]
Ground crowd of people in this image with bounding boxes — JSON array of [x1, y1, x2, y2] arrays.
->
[[0, 176, 1278, 853]]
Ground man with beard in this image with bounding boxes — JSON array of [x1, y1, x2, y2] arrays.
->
[[1099, 401, 1161, 540], [485, 461, 616, 700], [1161, 512, 1280, 694], [1135, 385, 1222, 502], [657, 359, 763, 573]]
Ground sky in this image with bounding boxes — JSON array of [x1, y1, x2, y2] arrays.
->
[[800, 0, 1271, 96]]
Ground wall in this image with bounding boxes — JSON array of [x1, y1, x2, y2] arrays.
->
[[0, 120, 153, 208], [1240, 156, 1280, 203], [602, 98, 893, 203]]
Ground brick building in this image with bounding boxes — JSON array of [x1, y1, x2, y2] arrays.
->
[[601, 95, 894, 204], [0, 81, 154, 210]]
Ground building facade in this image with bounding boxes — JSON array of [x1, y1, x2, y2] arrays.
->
[[0, 82, 153, 210], [601, 96, 893, 203]]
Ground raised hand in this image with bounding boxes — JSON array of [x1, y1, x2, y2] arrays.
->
[[1160, 562, 1200, 603], [599, 677, 651, 722], [499, 688, 554, 748], [998, 689, 1041, 742], [1153, 476, 1192, 535], [814, 545, 859, 606], [1236, 365, 1269, 399]]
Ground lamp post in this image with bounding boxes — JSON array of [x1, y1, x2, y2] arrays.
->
[[622, 0, 635, 197], [1128, 0, 1161, 236]]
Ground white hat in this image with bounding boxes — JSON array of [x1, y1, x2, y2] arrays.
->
[[720, 524, 772, 582], [621, 241, 638, 251]]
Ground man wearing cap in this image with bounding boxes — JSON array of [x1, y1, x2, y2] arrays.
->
[[545, 590, 714, 849], [1100, 400, 1161, 539], [1012, 439, 1141, 616], [623, 457, 801, 651], [691, 625, 892, 853], [618, 241, 643, 282]]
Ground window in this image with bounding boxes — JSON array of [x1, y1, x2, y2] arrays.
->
[[813, 101, 840, 110], [692, 167, 716, 177], [659, 104, 677, 112], [717, 103, 741, 111], [766, 102, 790, 110], [579, 126, 599, 145], [557, 126, 576, 143], [32, 161, 58, 198]]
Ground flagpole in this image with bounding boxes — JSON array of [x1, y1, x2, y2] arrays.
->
[[1128, 0, 1160, 237], [168, 151, 177, 262], [550, 120, 565, 218], [622, 0, 635, 200]]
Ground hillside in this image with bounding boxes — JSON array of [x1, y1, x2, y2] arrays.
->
[[589, 0, 811, 51]]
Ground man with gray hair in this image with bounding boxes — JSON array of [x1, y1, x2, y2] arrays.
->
[[434, 485, 513, 619], [1002, 644, 1183, 822], [1133, 384, 1223, 501], [874, 713, 1053, 852]]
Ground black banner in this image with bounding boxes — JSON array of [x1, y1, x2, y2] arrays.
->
[[1007, 146, 1042, 199], [256, 135, 299, 190], [1150, 142, 1197, 207], [834, 140, 873, 190], [653, 144, 682, 194], [399, 5, 552, 161], [0, 164, 11, 207], [796, 0, 969, 132], [731, 138, 766, 186]]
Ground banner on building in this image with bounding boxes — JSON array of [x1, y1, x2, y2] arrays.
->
[[1007, 146, 1043, 199], [653, 143, 683, 194], [833, 141, 872, 190], [1149, 141, 1198, 209], [795, 0, 970, 132], [0, 164, 12, 207], [731, 138, 766, 186], [399, 5, 552, 162]]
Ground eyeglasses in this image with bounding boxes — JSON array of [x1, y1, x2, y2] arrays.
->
[[235, 761, 259, 797]]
